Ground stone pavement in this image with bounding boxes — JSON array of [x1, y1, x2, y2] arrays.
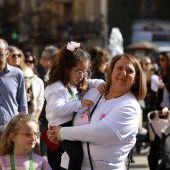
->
[[129, 147, 149, 170], [44, 146, 151, 170]]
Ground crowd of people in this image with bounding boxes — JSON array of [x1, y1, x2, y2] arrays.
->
[[0, 38, 170, 170]]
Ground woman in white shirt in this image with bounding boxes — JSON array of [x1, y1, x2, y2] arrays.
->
[[48, 54, 147, 170]]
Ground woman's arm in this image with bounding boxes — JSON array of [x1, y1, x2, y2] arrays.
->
[[161, 87, 170, 108], [54, 104, 140, 145]]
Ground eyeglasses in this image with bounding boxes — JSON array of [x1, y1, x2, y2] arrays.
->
[[12, 54, 22, 58], [16, 132, 41, 140], [0, 51, 7, 57], [158, 58, 166, 62], [25, 60, 34, 64], [73, 69, 88, 77]]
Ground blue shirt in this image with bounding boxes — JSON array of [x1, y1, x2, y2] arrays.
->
[[0, 63, 28, 125]]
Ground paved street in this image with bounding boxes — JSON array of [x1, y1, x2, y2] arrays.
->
[[44, 146, 151, 170], [129, 147, 149, 170]]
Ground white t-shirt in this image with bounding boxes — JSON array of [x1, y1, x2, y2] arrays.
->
[[60, 88, 141, 170]]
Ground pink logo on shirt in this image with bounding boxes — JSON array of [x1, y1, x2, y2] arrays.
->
[[99, 113, 106, 120]]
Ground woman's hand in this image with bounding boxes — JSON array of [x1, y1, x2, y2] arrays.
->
[[161, 107, 169, 116], [47, 126, 62, 144]]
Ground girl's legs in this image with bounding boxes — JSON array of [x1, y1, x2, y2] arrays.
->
[[60, 121, 83, 170], [60, 140, 83, 170]]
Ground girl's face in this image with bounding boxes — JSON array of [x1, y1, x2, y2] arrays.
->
[[142, 59, 152, 71], [110, 57, 136, 96], [8, 50, 21, 67], [11, 121, 39, 155], [69, 61, 89, 85]]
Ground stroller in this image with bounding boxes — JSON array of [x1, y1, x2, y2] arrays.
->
[[147, 110, 170, 170]]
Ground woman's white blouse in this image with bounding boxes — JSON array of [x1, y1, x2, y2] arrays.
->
[[60, 88, 141, 170]]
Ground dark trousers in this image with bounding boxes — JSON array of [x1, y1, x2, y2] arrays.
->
[[48, 146, 64, 170], [60, 121, 83, 170]]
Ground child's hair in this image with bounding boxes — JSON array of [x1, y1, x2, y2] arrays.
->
[[0, 114, 38, 156], [46, 44, 91, 92]]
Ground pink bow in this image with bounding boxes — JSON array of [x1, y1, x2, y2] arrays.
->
[[67, 41, 80, 51]]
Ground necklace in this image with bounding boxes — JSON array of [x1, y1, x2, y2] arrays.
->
[[10, 152, 33, 170]]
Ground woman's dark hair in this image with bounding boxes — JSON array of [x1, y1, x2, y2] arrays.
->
[[24, 51, 36, 64], [46, 45, 91, 92], [158, 52, 170, 78]]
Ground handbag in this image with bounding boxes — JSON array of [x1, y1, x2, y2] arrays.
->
[[41, 127, 59, 151]]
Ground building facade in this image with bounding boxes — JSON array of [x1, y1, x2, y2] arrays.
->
[[0, 0, 108, 56]]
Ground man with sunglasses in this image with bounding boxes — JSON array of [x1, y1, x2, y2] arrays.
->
[[0, 39, 28, 139]]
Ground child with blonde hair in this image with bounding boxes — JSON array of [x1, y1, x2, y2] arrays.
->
[[0, 114, 51, 170]]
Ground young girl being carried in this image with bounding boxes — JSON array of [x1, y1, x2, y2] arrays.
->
[[0, 114, 51, 170], [45, 41, 106, 170]]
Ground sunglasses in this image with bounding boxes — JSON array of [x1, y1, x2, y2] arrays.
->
[[25, 60, 34, 64], [158, 58, 166, 62], [12, 54, 22, 58]]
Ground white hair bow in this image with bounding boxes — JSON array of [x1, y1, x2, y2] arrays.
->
[[67, 41, 80, 51]]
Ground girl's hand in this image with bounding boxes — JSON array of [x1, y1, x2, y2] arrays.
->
[[97, 83, 107, 94], [81, 110, 90, 118], [81, 99, 94, 108], [158, 82, 165, 89]]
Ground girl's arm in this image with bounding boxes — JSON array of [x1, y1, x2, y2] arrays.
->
[[45, 86, 82, 117]]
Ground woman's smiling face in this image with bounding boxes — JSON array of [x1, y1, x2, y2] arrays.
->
[[111, 57, 136, 94]]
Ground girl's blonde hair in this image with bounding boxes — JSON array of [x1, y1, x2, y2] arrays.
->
[[0, 114, 38, 156]]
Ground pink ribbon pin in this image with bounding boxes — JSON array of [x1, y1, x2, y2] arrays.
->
[[99, 113, 106, 120]]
